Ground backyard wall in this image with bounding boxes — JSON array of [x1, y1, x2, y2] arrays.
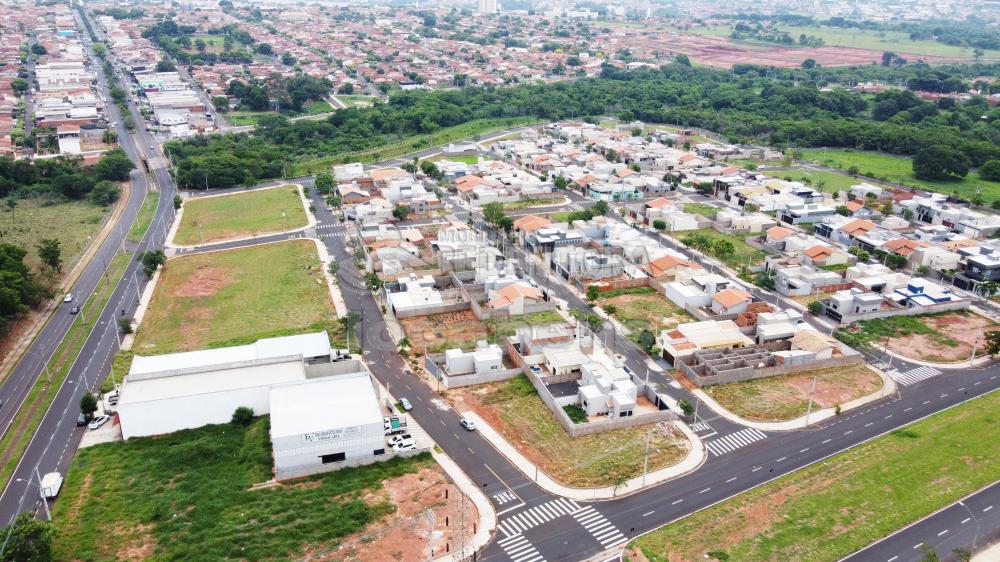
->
[[679, 353, 865, 387], [424, 354, 522, 389], [830, 299, 970, 325]]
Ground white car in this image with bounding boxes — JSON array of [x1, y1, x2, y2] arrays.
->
[[392, 438, 416, 452], [459, 419, 476, 431], [63, 294, 74, 303], [399, 397, 413, 412], [387, 433, 413, 447], [87, 415, 109, 430]]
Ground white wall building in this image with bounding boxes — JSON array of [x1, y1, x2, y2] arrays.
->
[[445, 341, 503, 375]]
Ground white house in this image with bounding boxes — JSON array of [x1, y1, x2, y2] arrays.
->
[[444, 342, 503, 375], [577, 358, 637, 418]]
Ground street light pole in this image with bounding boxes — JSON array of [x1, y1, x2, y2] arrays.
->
[[33, 467, 51, 521], [804, 376, 818, 425], [641, 432, 650, 487]]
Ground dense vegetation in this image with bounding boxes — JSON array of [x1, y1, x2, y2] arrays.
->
[[167, 61, 1000, 190], [0, 149, 132, 203], [226, 75, 331, 113], [0, 244, 52, 336], [141, 19, 255, 65]]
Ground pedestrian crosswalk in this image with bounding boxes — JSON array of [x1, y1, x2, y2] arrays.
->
[[493, 490, 519, 505], [889, 366, 942, 386], [691, 421, 712, 432], [571, 505, 628, 550], [705, 428, 768, 457], [497, 498, 581, 538], [498, 533, 546, 562]]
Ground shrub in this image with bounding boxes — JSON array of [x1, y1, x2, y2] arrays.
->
[[231, 406, 254, 426], [563, 404, 588, 423]]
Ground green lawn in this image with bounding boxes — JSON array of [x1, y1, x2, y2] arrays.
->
[[799, 148, 1000, 202], [184, 34, 250, 55], [673, 228, 768, 269], [134, 240, 335, 354], [704, 364, 882, 422], [600, 287, 691, 337], [430, 153, 482, 165], [302, 100, 333, 115], [336, 95, 376, 108], [487, 309, 563, 343], [760, 168, 860, 194], [1, 197, 110, 271], [478, 375, 688, 487], [127, 192, 159, 243], [683, 203, 718, 218], [53, 416, 434, 561], [225, 110, 276, 127], [629, 389, 1000, 562], [549, 211, 572, 223], [173, 186, 308, 245]]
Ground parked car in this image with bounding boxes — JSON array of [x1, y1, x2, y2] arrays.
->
[[387, 433, 413, 447], [76, 413, 88, 427], [87, 415, 109, 430], [399, 398, 413, 412], [107, 392, 119, 406], [63, 294, 73, 303], [70, 306, 79, 315], [40, 472, 63, 499], [529, 365, 542, 374], [459, 419, 476, 431], [392, 437, 416, 452]]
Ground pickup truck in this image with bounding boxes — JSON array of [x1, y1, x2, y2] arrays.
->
[[383, 416, 408, 435], [41, 472, 63, 500]]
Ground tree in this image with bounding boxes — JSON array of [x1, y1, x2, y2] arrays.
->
[[652, 219, 666, 231], [482, 202, 506, 225], [591, 200, 610, 216], [211, 96, 229, 112], [363, 272, 383, 291], [80, 392, 97, 418], [36, 239, 61, 273], [419, 160, 440, 178], [314, 172, 333, 194], [194, 38, 206, 52], [971, 191, 985, 207], [913, 145, 971, 180], [337, 83, 355, 95], [553, 175, 568, 190], [808, 300, 824, 315], [586, 284, 600, 302], [801, 58, 816, 69], [743, 203, 758, 213], [231, 406, 254, 426], [117, 316, 132, 335], [255, 42, 273, 55], [836, 205, 852, 217], [328, 262, 339, 276], [30, 43, 47, 56], [885, 253, 908, 270], [10, 78, 27, 95], [102, 128, 118, 144], [89, 180, 120, 206], [676, 398, 694, 416], [94, 148, 134, 182], [497, 216, 514, 234], [979, 160, 1000, 181], [155, 58, 176, 72], [138, 250, 166, 277], [675, 53, 691, 66], [0, 512, 54, 561], [986, 330, 1000, 357], [902, 208, 915, 221], [712, 239, 735, 259], [637, 329, 656, 353], [392, 205, 411, 221], [847, 165, 860, 176], [281, 52, 296, 66], [173, 195, 182, 210]]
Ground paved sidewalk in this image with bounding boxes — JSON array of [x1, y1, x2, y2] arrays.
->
[[692, 365, 897, 431], [462, 411, 705, 500], [973, 540, 1000, 561]]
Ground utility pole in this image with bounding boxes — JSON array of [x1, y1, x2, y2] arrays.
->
[[641, 431, 651, 486], [34, 467, 51, 521], [804, 376, 818, 425], [425, 508, 436, 562]]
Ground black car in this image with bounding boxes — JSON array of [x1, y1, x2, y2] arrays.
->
[[76, 413, 88, 427]]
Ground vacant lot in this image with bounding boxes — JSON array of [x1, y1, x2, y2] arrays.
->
[[778, 25, 998, 59], [2, 198, 110, 271], [52, 416, 441, 561], [628, 390, 1000, 562], [174, 186, 308, 245], [399, 310, 488, 353], [601, 287, 691, 338], [487, 309, 564, 343], [134, 240, 334, 354], [451, 375, 689, 488], [760, 168, 860, 194], [835, 311, 997, 363], [429, 153, 482, 165], [800, 148, 1000, 202], [673, 228, 768, 269], [704, 364, 882, 422]]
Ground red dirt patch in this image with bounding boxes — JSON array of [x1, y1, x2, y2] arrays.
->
[[887, 313, 999, 362], [170, 265, 234, 298]]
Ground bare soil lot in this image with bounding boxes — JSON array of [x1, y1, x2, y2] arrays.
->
[[399, 310, 488, 354], [886, 312, 998, 363], [704, 364, 882, 422]]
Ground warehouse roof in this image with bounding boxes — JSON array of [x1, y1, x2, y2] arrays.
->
[[269, 372, 383, 439], [129, 332, 331, 378], [119, 360, 305, 405]]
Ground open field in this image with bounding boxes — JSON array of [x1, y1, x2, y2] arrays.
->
[[290, 117, 540, 177], [760, 168, 860, 194], [703, 364, 882, 422], [601, 287, 691, 338], [673, 228, 768, 269], [336, 95, 377, 108], [687, 24, 997, 59], [184, 34, 249, 55], [628, 389, 1000, 562], [451, 375, 689, 488], [487, 309, 564, 343], [133, 240, 334, 354], [1, 198, 110, 271], [173, 186, 308, 245], [399, 309, 488, 354], [799, 148, 1000, 202], [430, 153, 482, 165], [224, 110, 274, 126], [835, 311, 997, 363], [52, 416, 444, 561]]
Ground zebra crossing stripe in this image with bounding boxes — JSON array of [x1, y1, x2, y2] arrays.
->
[[498, 498, 582, 537], [706, 428, 768, 457], [691, 421, 712, 432], [890, 366, 942, 386], [493, 490, 517, 505], [571, 506, 627, 550], [499, 534, 546, 562]]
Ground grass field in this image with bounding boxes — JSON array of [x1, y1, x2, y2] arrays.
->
[[336, 95, 377, 108], [628, 389, 1000, 562], [470, 375, 688, 487], [430, 153, 482, 165], [184, 34, 250, 55], [127, 192, 158, 243], [674, 228, 768, 269], [173, 186, 307, 245], [290, 117, 540, 177], [52, 416, 434, 561], [704, 364, 882, 421], [799, 148, 1000, 202], [760, 168, 860, 194], [133, 240, 334, 355], [1, 198, 110, 271], [600, 287, 691, 338], [683, 203, 718, 218], [685, 24, 997, 58], [487, 309, 564, 343]]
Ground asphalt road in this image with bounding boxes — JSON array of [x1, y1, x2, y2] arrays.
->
[[0, 11, 178, 526]]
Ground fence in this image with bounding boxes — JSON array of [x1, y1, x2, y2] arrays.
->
[[679, 353, 865, 387], [424, 354, 522, 389], [275, 448, 427, 481], [828, 299, 970, 325]]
